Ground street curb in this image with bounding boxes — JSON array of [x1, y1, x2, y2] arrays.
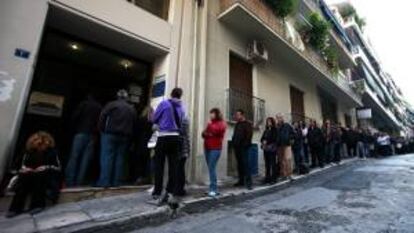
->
[[46, 158, 359, 233]]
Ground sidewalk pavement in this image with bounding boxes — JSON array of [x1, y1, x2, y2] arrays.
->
[[0, 158, 358, 233]]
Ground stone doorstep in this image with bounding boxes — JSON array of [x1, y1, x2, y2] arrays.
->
[[1, 158, 359, 233], [42, 158, 359, 233], [0, 185, 153, 212]]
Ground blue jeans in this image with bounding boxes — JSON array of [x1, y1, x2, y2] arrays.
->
[[65, 133, 95, 186], [357, 142, 367, 158], [205, 150, 221, 193], [97, 133, 130, 187]]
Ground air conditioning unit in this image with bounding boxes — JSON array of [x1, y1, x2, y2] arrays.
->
[[247, 40, 268, 63]]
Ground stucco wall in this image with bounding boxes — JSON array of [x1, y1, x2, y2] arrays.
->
[[197, 0, 355, 182], [0, 0, 49, 180]]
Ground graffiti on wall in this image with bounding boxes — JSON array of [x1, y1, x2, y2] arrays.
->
[[0, 71, 16, 102]]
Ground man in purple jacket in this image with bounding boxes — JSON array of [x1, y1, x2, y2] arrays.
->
[[152, 87, 186, 205]]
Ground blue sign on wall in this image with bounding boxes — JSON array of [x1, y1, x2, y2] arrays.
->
[[14, 48, 31, 59], [152, 75, 166, 98]]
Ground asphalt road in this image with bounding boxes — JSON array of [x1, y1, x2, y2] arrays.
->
[[133, 155, 414, 233]]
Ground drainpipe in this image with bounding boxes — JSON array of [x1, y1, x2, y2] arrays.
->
[[188, 0, 208, 183], [174, 0, 187, 87]]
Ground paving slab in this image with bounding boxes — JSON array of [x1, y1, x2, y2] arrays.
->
[[35, 210, 91, 231], [0, 214, 36, 233]]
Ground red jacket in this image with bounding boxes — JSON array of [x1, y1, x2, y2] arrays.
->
[[203, 120, 227, 150]]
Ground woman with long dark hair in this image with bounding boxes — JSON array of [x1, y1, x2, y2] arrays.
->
[[260, 117, 278, 184], [202, 108, 227, 197]]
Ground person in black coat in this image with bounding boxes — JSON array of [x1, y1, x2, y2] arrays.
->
[[232, 109, 253, 190], [307, 120, 325, 168], [7, 132, 61, 218], [260, 117, 278, 184], [292, 122, 304, 172]]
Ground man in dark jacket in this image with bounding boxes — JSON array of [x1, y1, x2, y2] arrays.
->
[[97, 89, 137, 187], [308, 120, 325, 168], [65, 94, 102, 187], [232, 109, 253, 190], [276, 115, 294, 179], [292, 122, 304, 173]]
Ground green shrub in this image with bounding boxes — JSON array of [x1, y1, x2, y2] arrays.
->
[[323, 46, 339, 74], [265, 0, 298, 18], [338, 5, 366, 30], [307, 12, 330, 51]]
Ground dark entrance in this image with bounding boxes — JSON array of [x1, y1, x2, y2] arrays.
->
[[12, 30, 152, 186], [319, 89, 338, 123], [290, 85, 305, 122]]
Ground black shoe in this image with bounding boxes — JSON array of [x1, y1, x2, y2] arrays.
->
[[233, 182, 244, 187], [5, 211, 20, 218], [261, 179, 270, 185], [246, 185, 253, 190], [157, 193, 170, 206], [175, 190, 187, 197]]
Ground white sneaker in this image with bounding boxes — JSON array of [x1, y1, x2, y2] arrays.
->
[[208, 191, 218, 197]]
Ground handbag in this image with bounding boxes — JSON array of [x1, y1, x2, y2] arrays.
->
[[169, 100, 186, 156], [147, 131, 158, 149]]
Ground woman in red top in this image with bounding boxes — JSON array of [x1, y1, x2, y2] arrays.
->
[[202, 108, 227, 197]]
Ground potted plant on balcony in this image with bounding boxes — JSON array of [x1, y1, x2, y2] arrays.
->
[[305, 12, 330, 52], [323, 46, 339, 74], [338, 5, 366, 31], [265, 0, 298, 19]]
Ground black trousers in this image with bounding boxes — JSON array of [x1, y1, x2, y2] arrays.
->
[[234, 146, 252, 186], [263, 151, 278, 182], [9, 173, 47, 213], [153, 136, 181, 196], [175, 157, 187, 195], [310, 146, 324, 167], [333, 143, 341, 163]]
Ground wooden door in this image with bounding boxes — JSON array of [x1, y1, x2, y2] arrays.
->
[[290, 86, 305, 122], [229, 54, 253, 120], [230, 54, 252, 94]]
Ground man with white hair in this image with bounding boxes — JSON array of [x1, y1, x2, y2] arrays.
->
[[97, 89, 137, 187]]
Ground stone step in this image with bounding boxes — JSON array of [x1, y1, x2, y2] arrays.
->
[[0, 185, 152, 212]]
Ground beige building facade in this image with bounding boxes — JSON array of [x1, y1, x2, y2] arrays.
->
[[0, 0, 364, 186]]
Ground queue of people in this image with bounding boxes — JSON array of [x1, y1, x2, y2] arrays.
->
[[6, 86, 414, 217]]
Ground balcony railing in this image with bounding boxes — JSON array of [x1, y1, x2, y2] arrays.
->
[[226, 89, 266, 127], [219, 0, 359, 99]]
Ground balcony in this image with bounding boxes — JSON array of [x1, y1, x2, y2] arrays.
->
[[226, 89, 266, 127], [219, 0, 362, 107], [352, 79, 401, 129], [52, 0, 172, 55]]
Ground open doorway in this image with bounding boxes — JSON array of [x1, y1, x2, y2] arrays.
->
[[12, 28, 153, 187]]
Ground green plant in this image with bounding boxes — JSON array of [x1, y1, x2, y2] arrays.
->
[[338, 5, 366, 30], [307, 12, 330, 51], [355, 15, 366, 30], [265, 0, 298, 19], [323, 46, 339, 74], [338, 5, 356, 19]]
